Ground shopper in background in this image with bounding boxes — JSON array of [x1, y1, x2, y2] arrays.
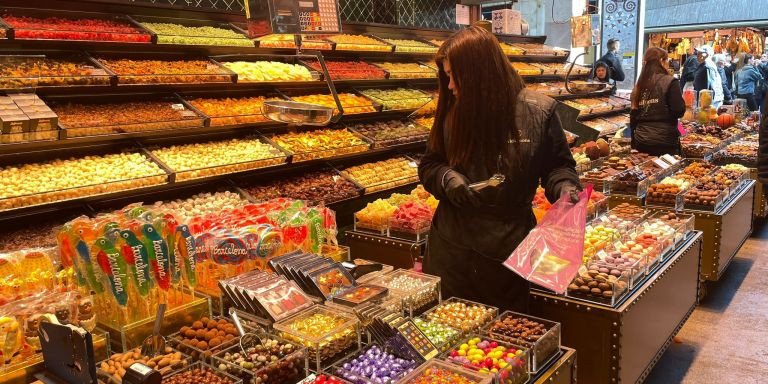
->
[[723, 53, 736, 93], [418, 26, 580, 313], [755, 56, 768, 114], [713, 54, 733, 104], [598, 38, 626, 83], [629, 47, 686, 156], [735, 54, 763, 111], [693, 45, 724, 108], [680, 49, 700, 91]]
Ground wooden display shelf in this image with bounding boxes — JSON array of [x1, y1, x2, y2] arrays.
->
[[684, 180, 755, 282], [529, 231, 703, 384], [749, 168, 767, 219], [531, 347, 577, 384]]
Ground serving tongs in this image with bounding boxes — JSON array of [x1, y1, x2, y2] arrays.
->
[[469, 173, 506, 191]]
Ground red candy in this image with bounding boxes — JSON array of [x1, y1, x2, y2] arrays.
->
[[4, 15, 151, 42], [308, 375, 345, 384], [390, 201, 433, 232], [305, 59, 387, 80]]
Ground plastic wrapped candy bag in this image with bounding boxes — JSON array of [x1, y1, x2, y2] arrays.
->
[[504, 186, 592, 294]]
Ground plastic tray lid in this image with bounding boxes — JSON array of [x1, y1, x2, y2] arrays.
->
[[251, 280, 314, 322], [309, 263, 357, 300]]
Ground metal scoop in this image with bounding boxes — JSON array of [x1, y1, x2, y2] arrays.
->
[[140, 303, 166, 357], [229, 307, 262, 353], [469, 173, 506, 191]]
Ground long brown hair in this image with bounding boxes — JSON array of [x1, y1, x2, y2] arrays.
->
[[429, 26, 526, 172], [631, 47, 669, 108]]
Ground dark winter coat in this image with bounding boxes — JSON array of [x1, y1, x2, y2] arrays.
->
[[630, 73, 686, 150]]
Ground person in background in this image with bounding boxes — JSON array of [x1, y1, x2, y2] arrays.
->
[[592, 60, 616, 94], [418, 26, 580, 312], [630, 47, 686, 156], [598, 38, 626, 83], [735, 54, 763, 111], [680, 49, 700, 90], [723, 53, 736, 92], [713, 54, 733, 104], [693, 45, 724, 108], [755, 56, 768, 114]]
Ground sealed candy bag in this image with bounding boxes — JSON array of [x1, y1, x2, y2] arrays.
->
[[503, 186, 592, 294]]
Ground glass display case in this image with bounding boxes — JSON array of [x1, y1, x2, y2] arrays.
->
[[422, 297, 498, 334], [346, 119, 429, 148], [412, 317, 460, 353], [96, 347, 190, 382], [1, 8, 152, 43], [94, 53, 236, 85], [330, 344, 422, 384], [483, 311, 561, 373], [647, 211, 695, 245], [0, 53, 113, 89], [149, 136, 287, 182], [398, 359, 492, 384], [48, 93, 205, 138], [273, 305, 361, 372], [565, 265, 631, 306], [645, 183, 685, 210], [684, 188, 728, 212], [609, 167, 653, 197], [212, 335, 308, 384], [269, 128, 371, 163], [133, 15, 253, 47], [167, 315, 263, 363], [440, 335, 530, 384], [587, 251, 646, 289], [0, 149, 168, 212], [371, 269, 441, 317]]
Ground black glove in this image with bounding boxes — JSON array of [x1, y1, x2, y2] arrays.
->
[[442, 169, 480, 208], [559, 182, 582, 204]]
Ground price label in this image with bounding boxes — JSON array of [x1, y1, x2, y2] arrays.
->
[[596, 250, 608, 260], [653, 158, 670, 169], [614, 240, 623, 250], [661, 154, 679, 165], [408, 161, 418, 168], [171, 103, 186, 111]]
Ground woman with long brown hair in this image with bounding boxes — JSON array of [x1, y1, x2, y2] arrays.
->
[[418, 26, 580, 312], [630, 47, 686, 156]]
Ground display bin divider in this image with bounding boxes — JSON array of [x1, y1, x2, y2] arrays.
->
[[210, 53, 324, 83], [137, 146, 176, 182], [257, 131, 296, 164], [1, 7, 154, 44], [129, 14, 254, 47]]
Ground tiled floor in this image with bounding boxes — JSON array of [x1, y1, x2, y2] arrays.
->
[[644, 220, 768, 383]]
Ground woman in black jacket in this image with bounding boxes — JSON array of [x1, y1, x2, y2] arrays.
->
[[418, 26, 580, 312], [759, 96, 768, 188], [630, 47, 686, 156]]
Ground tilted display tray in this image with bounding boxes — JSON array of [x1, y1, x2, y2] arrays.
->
[[211, 54, 323, 83], [180, 89, 286, 128], [0, 53, 113, 89], [131, 14, 253, 47], [1, 7, 152, 43], [46, 93, 205, 138], [267, 128, 371, 164], [92, 51, 237, 85]]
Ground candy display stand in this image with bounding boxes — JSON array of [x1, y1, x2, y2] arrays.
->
[[530, 231, 702, 384]]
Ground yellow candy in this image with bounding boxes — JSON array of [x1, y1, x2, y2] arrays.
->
[[460, 343, 469, 350], [499, 361, 508, 369], [491, 368, 498, 373], [458, 350, 466, 356]]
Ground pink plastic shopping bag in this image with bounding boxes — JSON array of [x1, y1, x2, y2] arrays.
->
[[503, 185, 592, 294], [677, 121, 687, 136]]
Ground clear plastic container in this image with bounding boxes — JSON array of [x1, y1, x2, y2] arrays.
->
[[588, 252, 646, 289], [645, 184, 685, 211], [565, 265, 631, 306], [440, 334, 530, 384], [163, 361, 244, 384], [0, 93, 58, 144], [273, 305, 361, 372], [330, 344, 422, 384], [483, 311, 561, 373], [387, 215, 431, 242], [422, 297, 498, 334], [398, 359, 492, 384], [684, 187, 728, 212], [647, 211, 695, 245], [212, 336, 308, 384], [167, 315, 264, 363], [371, 269, 441, 317], [413, 317, 461, 354], [609, 167, 653, 197]]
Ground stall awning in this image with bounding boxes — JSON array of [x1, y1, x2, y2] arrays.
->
[[645, 0, 768, 31]]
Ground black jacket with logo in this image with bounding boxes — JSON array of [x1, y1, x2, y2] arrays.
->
[[418, 89, 580, 263], [630, 73, 686, 147]]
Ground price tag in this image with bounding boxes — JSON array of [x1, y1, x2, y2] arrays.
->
[[408, 161, 418, 168], [614, 240, 623, 250], [171, 103, 186, 111], [596, 250, 608, 260], [661, 154, 679, 165], [653, 158, 670, 169]]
